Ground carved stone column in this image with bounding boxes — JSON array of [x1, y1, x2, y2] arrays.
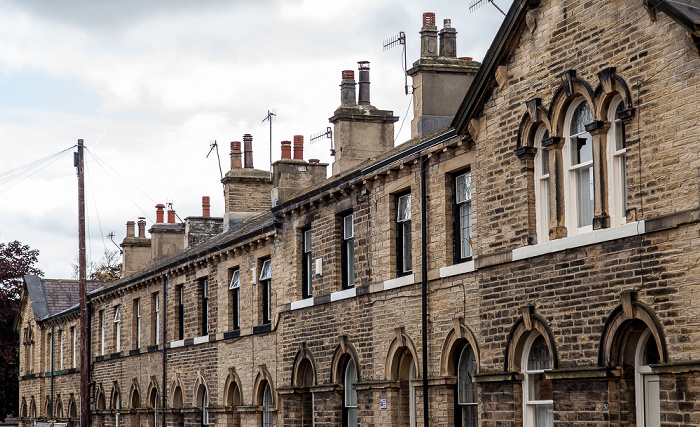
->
[[542, 137, 566, 239], [586, 120, 612, 230]]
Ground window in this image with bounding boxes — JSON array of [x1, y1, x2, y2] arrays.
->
[[608, 97, 627, 226], [47, 332, 52, 372], [178, 287, 184, 341], [635, 329, 660, 426], [134, 299, 141, 349], [341, 213, 355, 289], [259, 259, 272, 325], [564, 99, 594, 234], [114, 306, 121, 353], [396, 193, 412, 276], [201, 278, 209, 336], [112, 391, 121, 426], [522, 334, 553, 427], [59, 330, 64, 370], [100, 310, 105, 356], [154, 293, 160, 345], [71, 326, 76, 368], [301, 228, 312, 299], [343, 358, 358, 427], [453, 171, 473, 261], [534, 125, 551, 243], [198, 387, 209, 426], [262, 382, 273, 427], [457, 345, 477, 427], [229, 269, 240, 330]]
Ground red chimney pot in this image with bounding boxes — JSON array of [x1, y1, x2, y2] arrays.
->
[[156, 204, 165, 223], [423, 12, 436, 26], [293, 135, 304, 160], [137, 217, 146, 238], [202, 196, 211, 217], [281, 140, 292, 159], [167, 209, 176, 224], [342, 70, 355, 80]]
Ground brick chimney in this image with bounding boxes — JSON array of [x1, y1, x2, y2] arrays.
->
[[150, 204, 185, 262], [121, 219, 151, 278], [329, 64, 399, 176], [221, 133, 273, 230], [407, 13, 480, 138], [272, 138, 328, 206], [184, 196, 223, 248]]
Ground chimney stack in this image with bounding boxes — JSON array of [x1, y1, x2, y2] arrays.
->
[[341, 70, 357, 107], [156, 204, 165, 223], [167, 209, 176, 224], [293, 135, 304, 160], [439, 19, 457, 57], [357, 61, 370, 105], [137, 218, 146, 237], [281, 140, 292, 159], [243, 134, 253, 168], [202, 196, 211, 217], [231, 141, 242, 169], [420, 12, 438, 58]]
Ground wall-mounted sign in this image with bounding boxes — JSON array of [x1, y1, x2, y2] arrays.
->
[[380, 398, 387, 409]]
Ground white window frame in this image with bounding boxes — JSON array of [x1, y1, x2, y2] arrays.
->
[[229, 269, 240, 330], [154, 293, 160, 345], [344, 358, 358, 426], [202, 389, 210, 426], [71, 326, 76, 368], [396, 193, 412, 275], [534, 125, 550, 243], [635, 329, 660, 426], [607, 95, 627, 227], [262, 382, 273, 427], [114, 306, 121, 353], [100, 310, 105, 356], [455, 171, 473, 259], [563, 98, 594, 235], [135, 299, 141, 349], [302, 228, 312, 298], [409, 362, 417, 427], [522, 333, 553, 427], [342, 213, 355, 289], [457, 345, 478, 427], [59, 330, 64, 370]]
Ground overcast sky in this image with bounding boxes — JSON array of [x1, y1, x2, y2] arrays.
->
[[0, 0, 507, 279]]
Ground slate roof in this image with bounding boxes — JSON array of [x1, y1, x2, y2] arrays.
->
[[24, 275, 104, 322]]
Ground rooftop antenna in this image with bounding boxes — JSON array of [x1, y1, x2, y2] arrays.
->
[[469, 0, 506, 16], [383, 31, 412, 95], [206, 140, 224, 180], [310, 126, 334, 156], [262, 109, 276, 178], [107, 231, 122, 254]]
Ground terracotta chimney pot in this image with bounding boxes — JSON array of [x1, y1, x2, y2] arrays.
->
[[137, 218, 146, 238], [156, 204, 165, 223], [167, 209, 176, 224], [231, 141, 242, 169], [293, 135, 304, 160], [202, 196, 211, 217], [281, 140, 292, 159]]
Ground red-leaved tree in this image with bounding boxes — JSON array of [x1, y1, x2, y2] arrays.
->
[[0, 241, 43, 421]]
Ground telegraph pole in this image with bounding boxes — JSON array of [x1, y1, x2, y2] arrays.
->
[[76, 139, 90, 427]]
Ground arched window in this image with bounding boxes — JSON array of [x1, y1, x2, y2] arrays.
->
[[522, 334, 553, 427], [172, 385, 184, 409], [343, 358, 358, 427], [297, 359, 315, 425], [112, 390, 121, 427], [55, 396, 63, 418], [20, 397, 27, 418], [262, 382, 273, 427], [68, 396, 77, 418], [635, 329, 661, 426], [534, 125, 551, 243], [564, 99, 594, 234], [149, 389, 159, 427], [607, 96, 627, 226], [457, 345, 478, 426], [196, 385, 209, 426]]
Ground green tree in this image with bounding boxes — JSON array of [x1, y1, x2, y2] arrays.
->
[[72, 249, 122, 282], [0, 240, 43, 421]]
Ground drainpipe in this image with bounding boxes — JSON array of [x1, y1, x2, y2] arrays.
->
[[51, 324, 55, 418], [420, 154, 430, 426], [161, 274, 167, 427]]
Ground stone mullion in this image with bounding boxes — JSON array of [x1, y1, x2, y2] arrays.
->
[[586, 121, 612, 230], [542, 137, 566, 240]]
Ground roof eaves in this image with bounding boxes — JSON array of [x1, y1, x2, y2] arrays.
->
[[451, 0, 532, 135]]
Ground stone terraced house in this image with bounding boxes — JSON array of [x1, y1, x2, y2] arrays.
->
[[17, 0, 700, 426]]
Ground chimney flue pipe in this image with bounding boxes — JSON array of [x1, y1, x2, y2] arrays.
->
[[126, 221, 135, 238], [281, 140, 292, 159], [293, 135, 304, 160], [156, 204, 165, 223], [243, 134, 253, 168], [137, 218, 146, 237], [202, 196, 210, 217], [357, 61, 370, 105]]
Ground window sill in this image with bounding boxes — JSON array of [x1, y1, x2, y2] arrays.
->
[[382, 274, 417, 291], [512, 221, 644, 261], [193, 335, 210, 345], [439, 260, 475, 278]]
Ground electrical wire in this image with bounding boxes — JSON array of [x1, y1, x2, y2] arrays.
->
[[84, 155, 107, 254], [0, 145, 76, 194]]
